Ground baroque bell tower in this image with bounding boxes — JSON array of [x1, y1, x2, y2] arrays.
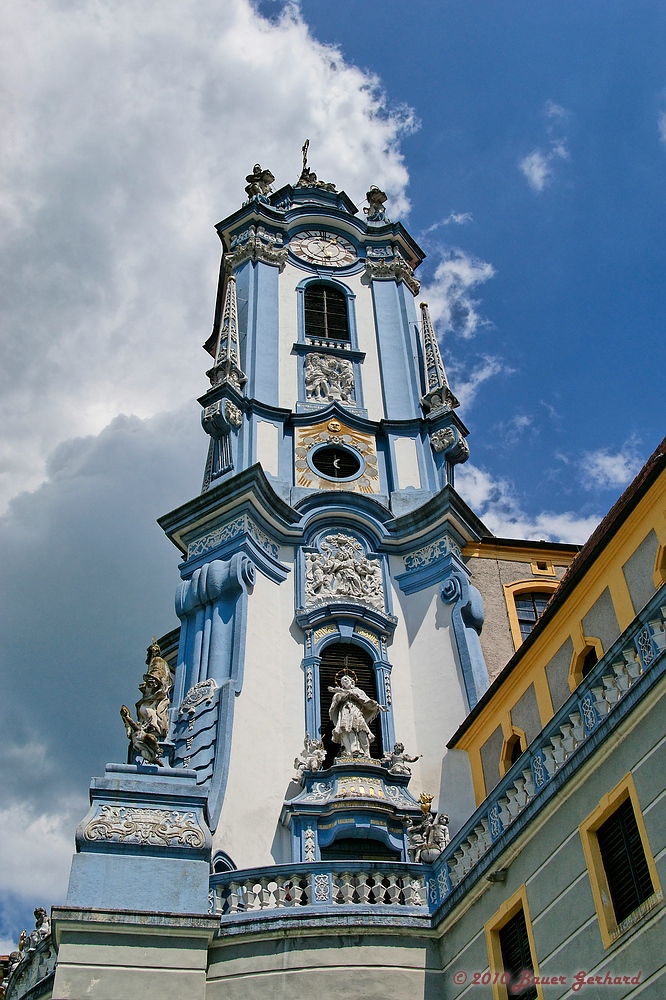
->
[[153, 147, 490, 870], [55, 151, 494, 998]]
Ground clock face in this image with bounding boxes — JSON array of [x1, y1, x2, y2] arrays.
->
[[290, 230, 357, 267]]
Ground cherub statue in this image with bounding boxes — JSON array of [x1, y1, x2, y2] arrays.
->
[[363, 185, 388, 223], [408, 792, 450, 863], [27, 908, 50, 951], [244, 163, 275, 199], [120, 639, 173, 766], [382, 741, 422, 776], [293, 732, 326, 783]]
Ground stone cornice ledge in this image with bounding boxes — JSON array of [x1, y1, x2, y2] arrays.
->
[[51, 906, 219, 945]]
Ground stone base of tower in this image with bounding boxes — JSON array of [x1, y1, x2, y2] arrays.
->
[[51, 907, 219, 1000], [206, 925, 441, 1000]]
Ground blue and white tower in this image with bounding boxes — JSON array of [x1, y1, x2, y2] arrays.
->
[[154, 153, 490, 871]]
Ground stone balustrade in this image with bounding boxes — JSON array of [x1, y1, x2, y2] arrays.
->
[[429, 591, 666, 909], [210, 861, 428, 917]]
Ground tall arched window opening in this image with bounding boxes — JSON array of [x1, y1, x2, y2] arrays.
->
[[318, 642, 381, 768], [304, 285, 349, 341]]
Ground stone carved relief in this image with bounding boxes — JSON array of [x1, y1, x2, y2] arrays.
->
[[364, 249, 420, 295], [304, 353, 355, 404], [83, 805, 206, 848], [187, 513, 279, 561], [304, 826, 317, 862], [430, 427, 455, 452], [403, 535, 462, 572], [225, 401, 243, 428], [120, 640, 173, 766], [305, 533, 384, 610], [303, 780, 334, 802], [178, 678, 219, 718], [225, 224, 287, 271]]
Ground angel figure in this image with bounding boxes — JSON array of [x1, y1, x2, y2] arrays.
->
[[382, 742, 422, 776], [293, 733, 326, 783]]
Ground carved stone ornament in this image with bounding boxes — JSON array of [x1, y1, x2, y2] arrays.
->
[[120, 640, 173, 766], [430, 427, 455, 453], [83, 805, 206, 848], [328, 673, 388, 757], [294, 732, 326, 783], [27, 908, 50, 952], [407, 802, 450, 863], [296, 141, 336, 192], [225, 400, 243, 428], [294, 419, 380, 494], [178, 678, 219, 718], [244, 163, 275, 200], [305, 533, 384, 610], [225, 224, 287, 272], [381, 741, 421, 776], [363, 185, 389, 224], [364, 249, 420, 295], [304, 353, 356, 404]]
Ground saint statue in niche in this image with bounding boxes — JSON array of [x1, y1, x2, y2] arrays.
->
[[328, 671, 387, 758]]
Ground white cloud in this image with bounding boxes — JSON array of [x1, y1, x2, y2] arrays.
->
[[658, 111, 666, 143], [456, 463, 600, 544], [581, 441, 644, 490], [520, 101, 569, 192], [0, 406, 206, 918], [0, 802, 78, 905], [520, 141, 568, 192], [420, 249, 495, 338], [420, 212, 473, 236], [451, 356, 506, 410], [0, 0, 414, 510]]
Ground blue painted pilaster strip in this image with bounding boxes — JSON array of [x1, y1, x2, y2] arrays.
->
[[371, 280, 421, 420], [439, 551, 490, 710]]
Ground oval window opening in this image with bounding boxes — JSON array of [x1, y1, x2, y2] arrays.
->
[[311, 445, 361, 480]]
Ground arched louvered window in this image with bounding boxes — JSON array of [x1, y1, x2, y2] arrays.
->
[[304, 285, 349, 341], [318, 642, 382, 768]]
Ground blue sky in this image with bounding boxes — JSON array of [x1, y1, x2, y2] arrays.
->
[[293, 0, 666, 528], [1, 0, 665, 948]]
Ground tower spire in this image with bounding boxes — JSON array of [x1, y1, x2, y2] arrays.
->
[[208, 275, 247, 392], [419, 301, 459, 414]]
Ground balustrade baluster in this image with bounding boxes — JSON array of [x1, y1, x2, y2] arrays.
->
[[356, 872, 372, 904], [541, 745, 557, 778], [569, 712, 585, 744], [337, 872, 355, 905], [649, 618, 666, 652], [560, 723, 575, 756]]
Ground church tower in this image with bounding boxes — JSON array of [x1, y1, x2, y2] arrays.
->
[[155, 150, 490, 872], [17, 148, 663, 1000]]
